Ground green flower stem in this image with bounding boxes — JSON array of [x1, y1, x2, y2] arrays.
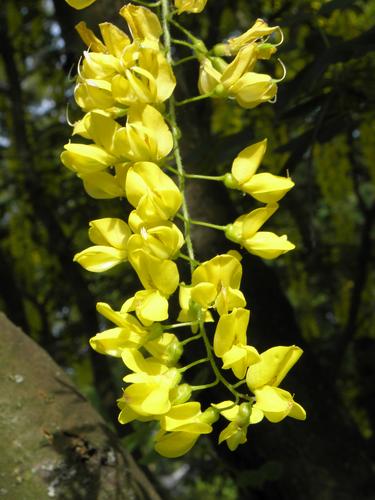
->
[[233, 379, 247, 389], [191, 219, 227, 231], [181, 333, 202, 346], [179, 357, 209, 373], [173, 55, 198, 67], [191, 379, 219, 391], [162, 0, 196, 272], [199, 317, 251, 402], [177, 213, 226, 231], [171, 38, 196, 50], [165, 165, 179, 175], [176, 93, 213, 106], [185, 173, 225, 182]]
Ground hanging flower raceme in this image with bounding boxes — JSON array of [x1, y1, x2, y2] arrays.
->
[[61, 0, 305, 459]]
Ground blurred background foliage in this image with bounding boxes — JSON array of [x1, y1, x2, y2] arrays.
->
[[0, 0, 374, 498]]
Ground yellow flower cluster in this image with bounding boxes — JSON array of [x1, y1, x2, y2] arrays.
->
[[72, 5, 175, 115], [61, 1, 305, 458], [199, 19, 283, 108]]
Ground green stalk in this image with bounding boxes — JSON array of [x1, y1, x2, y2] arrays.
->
[[161, 0, 196, 272], [199, 317, 251, 403]]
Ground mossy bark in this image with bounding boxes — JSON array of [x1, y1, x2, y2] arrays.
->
[[0, 313, 161, 500]]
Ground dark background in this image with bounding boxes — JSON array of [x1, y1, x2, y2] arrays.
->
[[1, 0, 375, 498]]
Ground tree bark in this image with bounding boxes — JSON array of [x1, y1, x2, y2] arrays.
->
[[0, 313, 161, 500]]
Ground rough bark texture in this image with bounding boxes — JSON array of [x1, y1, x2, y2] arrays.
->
[[0, 313, 161, 500]]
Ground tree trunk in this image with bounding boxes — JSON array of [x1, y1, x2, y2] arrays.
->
[[0, 313, 161, 500]]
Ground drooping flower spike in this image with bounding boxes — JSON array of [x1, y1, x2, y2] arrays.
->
[[61, 0, 305, 458]]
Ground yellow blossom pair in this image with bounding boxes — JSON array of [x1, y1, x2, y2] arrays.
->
[[247, 346, 306, 423], [224, 139, 294, 203], [225, 204, 295, 259], [199, 19, 281, 108]]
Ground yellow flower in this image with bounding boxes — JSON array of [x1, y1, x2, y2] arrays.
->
[[129, 248, 180, 297], [175, 0, 208, 14], [74, 13, 176, 113], [246, 345, 306, 423], [93, 300, 181, 361], [197, 58, 222, 95], [177, 284, 214, 326], [247, 345, 303, 390], [64, 105, 173, 171], [183, 252, 246, 315], [126, 162, 182, 223], [213, 308, 250, 357], [227, 72, 277, 110], [121, 289, 170, 325], [65, 0, 96, 9], [228, 19, 280, 55], [78, 168, 126, 199], [119, 4, 162, 45], [89, 324, 145, 357], [225, 204, 295, 259], [198, 43, 280, 109], [213, 308, 260, 378], [145, 333, 183, 366], [222, 345, 260, 380], [127, 222, 184, 260], [224, 139, 294, 202], [121, 349, 181, 416], [61, 141, 116, 175], [73, 218, 131, 272], [214, 401, 263, 451], [155, 403, 215, 457], [114, 104, 173, 163], [253, 385, 306, 423]]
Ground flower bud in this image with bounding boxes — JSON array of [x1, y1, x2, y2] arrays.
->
[[236, 402, 252, 427], [201, 407, 220, 425], [170, 383, 192, 405]]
